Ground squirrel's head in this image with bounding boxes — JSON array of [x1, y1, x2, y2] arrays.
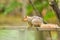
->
[[23, 16, 33, 22], [23, 16, 28, 22]]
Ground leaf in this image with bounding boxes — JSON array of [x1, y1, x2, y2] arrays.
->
[[34, 1, 43, 12], [26, 4, 33, 16], [44, 9, 56, 20], [4, 0, 22, 15], [34, 0, 49, 12], [0, 4, 5, 8]]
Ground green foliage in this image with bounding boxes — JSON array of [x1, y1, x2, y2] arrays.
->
[[34, 1, 43, 12], [0, 4, 5, 8], [44, 9, 56, 20], [26, 4, 33, 16], [26, 0, 49, 16], [42, 0, 49, 8], [34, 0, 49, 12], [4, 0, 22, 15]]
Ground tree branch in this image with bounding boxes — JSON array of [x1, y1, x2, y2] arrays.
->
[[29, 0, 42, 17], [29, 0, 47, 24], [50, 0, 60, 22]]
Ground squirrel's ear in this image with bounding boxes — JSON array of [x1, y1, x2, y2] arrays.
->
[[24, 16, 27, 18], [23, 16, 28, 22]]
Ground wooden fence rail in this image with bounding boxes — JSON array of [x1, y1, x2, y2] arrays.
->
[[0, 26, 60, 31]]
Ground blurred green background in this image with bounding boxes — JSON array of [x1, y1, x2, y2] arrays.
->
[[0, 0, 60, 40]]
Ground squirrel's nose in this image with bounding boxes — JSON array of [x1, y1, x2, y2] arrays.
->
[[23, 18, 28, 22]]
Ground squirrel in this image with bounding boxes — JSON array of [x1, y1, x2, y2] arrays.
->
[[23, 16, 59, 30], [23, 16, 43, 29]]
